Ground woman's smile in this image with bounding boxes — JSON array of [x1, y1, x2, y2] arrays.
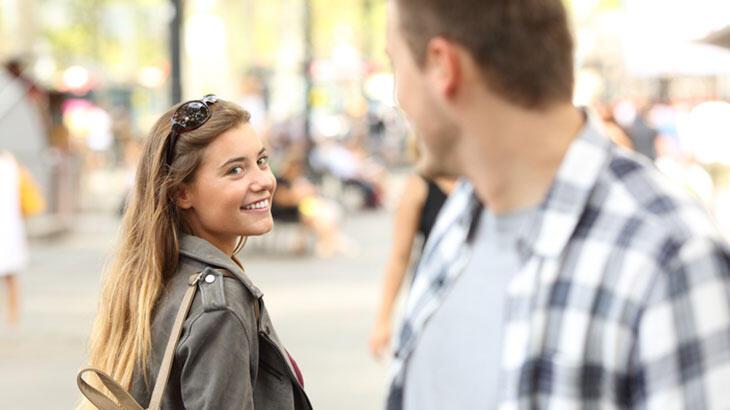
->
[[241, 198, 271, 212]]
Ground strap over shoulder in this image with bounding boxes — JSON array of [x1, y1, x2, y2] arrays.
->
[[78, 268, 209, 410], [77, 267, 259, 410]]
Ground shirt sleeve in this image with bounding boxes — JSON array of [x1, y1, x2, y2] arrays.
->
[[177, 308, 255, 410], [632, 237, 730, 409]]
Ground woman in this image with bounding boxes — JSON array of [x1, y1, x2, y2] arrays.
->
[[81, 96, 312, 409], [369, 173, 456, 359], [0, 150, 27, 327]]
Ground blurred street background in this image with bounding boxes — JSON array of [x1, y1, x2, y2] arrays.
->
[[2, 0, 730, 409]]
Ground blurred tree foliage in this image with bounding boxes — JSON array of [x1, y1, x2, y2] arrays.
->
[[38, 0, 168, 79], [32, 0, 387, 83], [221, 0, 387, 71]]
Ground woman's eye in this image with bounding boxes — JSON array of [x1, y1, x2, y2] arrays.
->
[[257, 156, 269, 167], [229, 166, 244, 175]]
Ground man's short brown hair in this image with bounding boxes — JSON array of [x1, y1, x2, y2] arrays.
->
[[394, 0, 575, 109]]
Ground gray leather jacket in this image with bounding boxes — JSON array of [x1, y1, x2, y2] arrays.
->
[[130, 234, 312, 409]]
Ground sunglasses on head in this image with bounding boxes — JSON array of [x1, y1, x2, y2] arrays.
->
[[164, 94, 219, 166]]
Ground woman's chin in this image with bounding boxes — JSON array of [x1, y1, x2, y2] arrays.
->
[[241, 220, 274, 237]]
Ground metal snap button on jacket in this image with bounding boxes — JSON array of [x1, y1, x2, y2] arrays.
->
[[204, 274, 216, 283]]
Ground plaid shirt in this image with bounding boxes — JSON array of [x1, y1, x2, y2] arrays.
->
[[387, 116, 730, 409]]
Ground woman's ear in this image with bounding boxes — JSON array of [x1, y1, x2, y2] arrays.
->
[[176, 183, 194, 209]]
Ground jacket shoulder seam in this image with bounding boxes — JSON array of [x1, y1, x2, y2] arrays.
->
[[176, 307, 251, 354]]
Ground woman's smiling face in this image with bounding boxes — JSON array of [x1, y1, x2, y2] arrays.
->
[[177, 122, 276, 254]]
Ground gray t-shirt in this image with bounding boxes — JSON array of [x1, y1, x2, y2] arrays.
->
[[403, 206, 535, 410]]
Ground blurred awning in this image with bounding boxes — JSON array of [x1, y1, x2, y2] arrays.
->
[[702, 25, 730, 49], [624, 40, 730, 77], [620, 0, 730, 76]]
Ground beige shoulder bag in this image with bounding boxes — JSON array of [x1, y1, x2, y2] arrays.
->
[[77, 269, 252, 410]]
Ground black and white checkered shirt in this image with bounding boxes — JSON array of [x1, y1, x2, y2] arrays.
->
[[388, 115, 730, 409]]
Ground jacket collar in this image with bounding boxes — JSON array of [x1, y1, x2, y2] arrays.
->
[[179, 234, 263, 298], [515, 110, 613, 261]]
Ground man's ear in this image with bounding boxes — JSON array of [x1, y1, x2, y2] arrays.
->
[[176, 183, 194, 209], [425, 37, 461, 98]]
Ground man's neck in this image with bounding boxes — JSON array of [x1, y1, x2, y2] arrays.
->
[[459, 101, 585, 214]]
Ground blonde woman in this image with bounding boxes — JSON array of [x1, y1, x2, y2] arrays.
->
[[81, 96, 311, 409]]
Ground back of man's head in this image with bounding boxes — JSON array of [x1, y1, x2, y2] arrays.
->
[[393, 0, 575, 109]]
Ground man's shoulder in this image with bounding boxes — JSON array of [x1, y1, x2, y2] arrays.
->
[[592, 147, 720, 246]]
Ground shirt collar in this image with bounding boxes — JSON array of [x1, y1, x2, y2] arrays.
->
[[179, 234, 263, 298], [420, 178, 479, 255], [515, 110, 613, 261]]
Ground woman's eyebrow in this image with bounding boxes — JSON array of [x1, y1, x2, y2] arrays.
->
[[219, 156, 246, 169], [219, 148, 267, 169]]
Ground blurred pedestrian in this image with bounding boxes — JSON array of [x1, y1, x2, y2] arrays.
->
[[385, 1, 730, 409], [312, 137, 385, 209], [4, 58, 48, 117], [625, 103, 659, 161], [237, 73, 269, 137], [0, 151, 28, 327], [272, 154, 352, 257], [78, 96, 311, 409], [595, 101, 634, 150], [369, 173, 455, 359]]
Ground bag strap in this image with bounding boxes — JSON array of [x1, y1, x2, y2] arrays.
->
[[146, 270, 211, 409], [78, 268, 235, 410], [77, 368, 144, 410]]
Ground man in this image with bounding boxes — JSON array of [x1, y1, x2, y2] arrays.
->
[[385, 0, 730, 409]]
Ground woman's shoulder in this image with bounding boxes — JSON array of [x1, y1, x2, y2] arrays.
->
[[173, 258, 259, 329]]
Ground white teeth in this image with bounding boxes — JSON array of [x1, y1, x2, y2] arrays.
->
[[243, 199, 269, 210]]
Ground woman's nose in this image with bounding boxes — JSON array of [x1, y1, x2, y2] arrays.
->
[[250, 168, 275, 192]]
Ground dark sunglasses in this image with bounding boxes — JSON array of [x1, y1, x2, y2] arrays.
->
[[164, 94, 219, 166]]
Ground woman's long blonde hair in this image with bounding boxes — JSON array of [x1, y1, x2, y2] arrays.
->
[[80, 99, 250, 406]]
